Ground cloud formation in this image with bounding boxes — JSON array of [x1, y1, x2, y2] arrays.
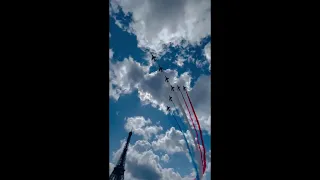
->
[[161, 154, 170, 163], [124, 116, 163, 140], [203, 42, 211, 71], [109, 55, 211, 134], [152, 127, 186, 154], [174, 56, 186, 67], [109, 49, 114, 59], [109, 56, 148, 100], [110, 135, 210, 180], [111, 139, 196, 180], [110, 0, 211, 54], [109, 0, 211, 178]]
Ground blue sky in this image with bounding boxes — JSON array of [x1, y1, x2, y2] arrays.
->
[[109, 1, 211, 179]]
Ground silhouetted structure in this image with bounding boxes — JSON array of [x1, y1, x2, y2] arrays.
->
[[109, 131, 133, 180]]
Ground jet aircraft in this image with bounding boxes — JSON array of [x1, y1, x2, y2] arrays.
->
[[183, 86, 187, 91], [151, 54, 156, 61], [165, 76, 169, 82]]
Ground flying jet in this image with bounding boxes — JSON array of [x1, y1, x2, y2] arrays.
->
[[166, 106, 171, 111], [183, 86, 187, 91], [158, 66, 163, 72], [171, 86, 174, 91], [169, 96, 172, 101], [177, 85, 180, 91], [165, 76, 169, 82], [151, 54, 156, 61]]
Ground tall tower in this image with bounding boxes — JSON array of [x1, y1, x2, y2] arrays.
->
[[110, 131, 133, 180]]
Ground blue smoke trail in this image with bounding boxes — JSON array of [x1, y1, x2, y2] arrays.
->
[[171, 100, 203, 178], [172, 115, 200, 180]]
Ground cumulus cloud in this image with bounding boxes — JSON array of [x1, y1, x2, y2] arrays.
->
[[111, 139, 196, 180], [109, 56, 148, 100], [203, 42, 211, 71], [138, 69, 211, 133], [110, 0, 211, 54], [138, 69, 192, 114], [109, 56, 190, 111], [109, 49, 114, 59], [115, 19, 124, 29], [124, 116, 163, 140], [174, 56, 186, 67], [161, 154, 170, 163], [152, 127, 186, 154], [151, 127, 205, 177], [109, 56, 211, 134], [151, 127, 197, 155]]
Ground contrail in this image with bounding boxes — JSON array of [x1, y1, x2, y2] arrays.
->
[[171, 89, 203, 179], [185, 90, 207, 172], [154, 59, 204, 179], [171, 113, 200, 180], [179, 89, 204, 171]]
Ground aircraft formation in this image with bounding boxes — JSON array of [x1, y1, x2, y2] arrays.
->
[[149, 53, 207, 180]]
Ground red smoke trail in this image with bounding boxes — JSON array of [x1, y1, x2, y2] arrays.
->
[[179, 90, 204, 169], [185, 90, 207, 173]]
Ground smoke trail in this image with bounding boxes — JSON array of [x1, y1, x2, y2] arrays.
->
[[171, 94, 203, 179], [171, 115, 200, 180], [185, 90, 207, 172], [154, 59, 204, 178], [179, 89, 204, 170]]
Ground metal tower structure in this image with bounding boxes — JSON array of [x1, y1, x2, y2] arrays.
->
[[109, 131, 133, 180]]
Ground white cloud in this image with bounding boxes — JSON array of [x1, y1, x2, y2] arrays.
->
[[161, 154, 170, 163], [109, 56, 148, 100], [174, 56, 186, 67], [109, 32, 111, 38], [109, 49, 114, 59], [111, 139, 198, 180], [152, 127, 185, 154], [109, 56, 211, 134], [138, 71, 211, 134], [203, 42, 211, 71], [109, 1, 212, 178], [115, 19, 124, 29], [151, 127, 199, 158], [110, 0, 211, 54], [124, 116, 163, 140], [109, 162, 115, 175], [151, 127, 204, 178], [138, 69, 192, 114]]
